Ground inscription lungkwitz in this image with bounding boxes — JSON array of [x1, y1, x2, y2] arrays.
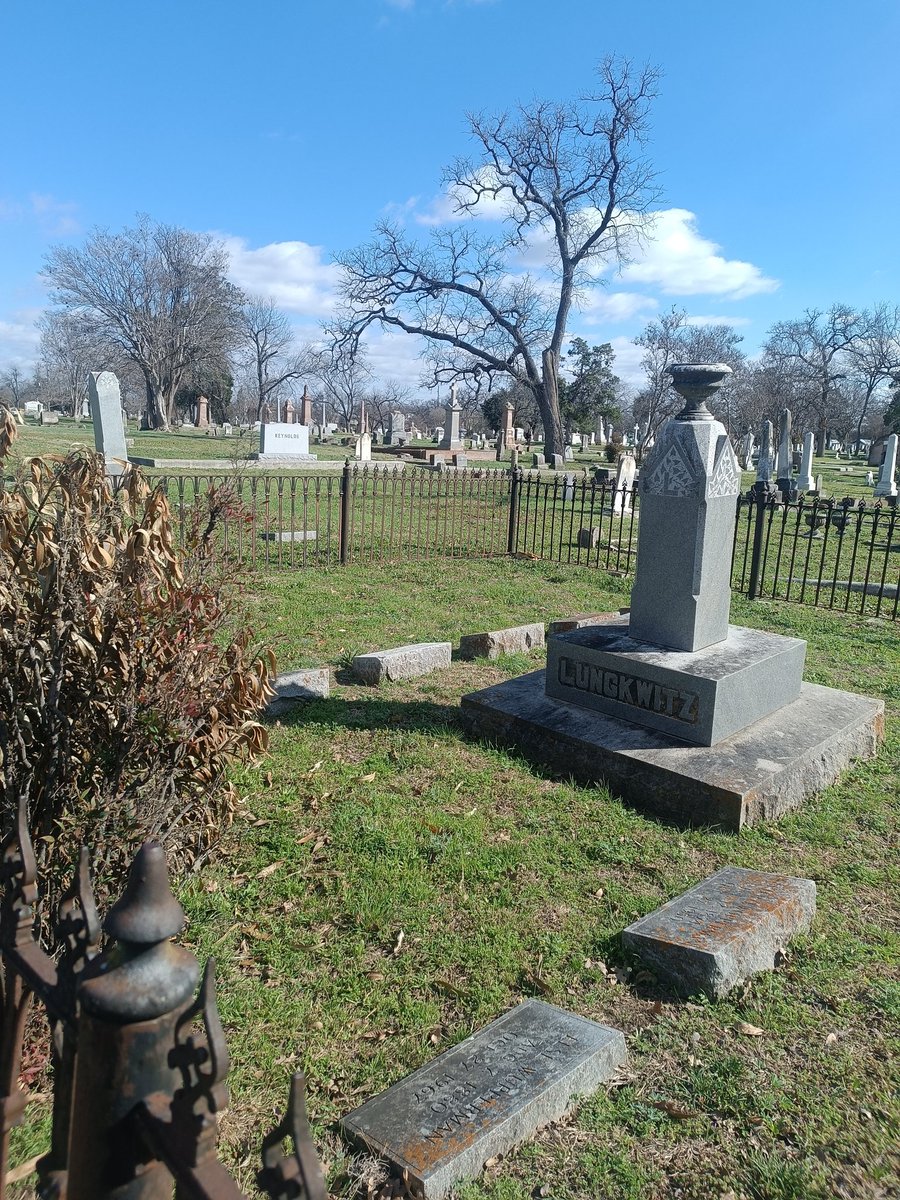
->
[[557, 657, 700, 725]]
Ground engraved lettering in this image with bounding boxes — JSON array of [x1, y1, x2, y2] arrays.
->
[[618, 675, 635, 703], [555, 657, 700, 725], [559, 658, 575, 687], [602, 671, 617, 698]]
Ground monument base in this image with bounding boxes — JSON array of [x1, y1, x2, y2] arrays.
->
[[546, 622, 806, 746], [460, 672, 883, 832], [251, 453, 318, 464]]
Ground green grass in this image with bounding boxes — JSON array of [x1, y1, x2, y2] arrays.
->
[[5, 466, 898, 1197], [170, 560, 898, 1199]]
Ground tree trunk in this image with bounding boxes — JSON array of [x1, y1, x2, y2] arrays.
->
[[144, 377, 169, 431], [815, 420, 826, 457], [539, 349, 564, 458]]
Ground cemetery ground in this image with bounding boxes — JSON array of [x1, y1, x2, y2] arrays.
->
[[18, 558, 888, 1200], [4, 467, 897, 1198]]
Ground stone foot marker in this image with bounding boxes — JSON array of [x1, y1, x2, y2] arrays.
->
[[459, 623, 545, 661], [266, 668, 330, 716], [342, 1000, 626, 1200], [353, 642, 452, 685], [622, 867, 815, 997]]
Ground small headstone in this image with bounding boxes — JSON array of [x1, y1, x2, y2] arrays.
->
[[352, 642, 451, 685], [459, 623, 544, 661], [550, 453, 563, 471], [452, 452, 467, 469], [622, 866, 816, 998], [874, 433, 898, 497], [613, 454, 637, 514], [39, 411, 60, 425], [577, 527, 600, 549], [564, 446, 574, 462], [342, 999, 627, 1200], [259, 530, 317, 543], [532, 453, 545, 468], [562, 472, 576, 502], [266, 668, 331, 716], [797, 431, 815, 491]]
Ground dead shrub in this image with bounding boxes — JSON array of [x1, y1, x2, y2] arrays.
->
[[0, 408, 273, 899]]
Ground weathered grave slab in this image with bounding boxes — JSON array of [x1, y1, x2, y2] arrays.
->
[[460, 670, 883, 831], [548, 611, 627, 635], [353, 642, 451, 685], [578, 527, 600, 549], [259, 530, 317, 543], [459, 623, 545, 661], [342, 999, 626, 1200], [622, 866, 816, 997], [266, 667, 330, 716]]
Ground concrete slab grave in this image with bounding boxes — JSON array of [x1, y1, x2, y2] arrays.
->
[[622, 866, 816, 997], [342, 1000, 626, 1200]]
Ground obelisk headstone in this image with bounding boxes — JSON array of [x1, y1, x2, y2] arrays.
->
[[194, 394, 209, 428], [299, 386, 313, 427], [797, 431, 815, 492], [874, 432, 898, 498], [628, 364, 741, 652], [502, 401, 515, 447], [88, 371, 128, 476], [775, 409, 796, 499], [439, 383, 463, 450], [284, 398, 296, 425], [755, 420, 776, 489]]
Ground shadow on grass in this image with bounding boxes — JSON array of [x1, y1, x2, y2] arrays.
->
[[265, 693, 464, 736]]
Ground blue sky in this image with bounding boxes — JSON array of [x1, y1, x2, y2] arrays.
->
[[2, 0, 898, 390]]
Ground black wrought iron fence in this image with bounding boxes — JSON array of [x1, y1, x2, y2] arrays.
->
[[734, 492, 899, 619], [0, 803, 328, 1200], [146, 464, 899, 619]]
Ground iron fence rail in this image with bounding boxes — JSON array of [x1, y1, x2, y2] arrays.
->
[[148, 465, 899, 620]]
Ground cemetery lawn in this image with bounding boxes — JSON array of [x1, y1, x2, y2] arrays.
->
[[9, 560, 895, 1199], [171, 558, 900, 1200]]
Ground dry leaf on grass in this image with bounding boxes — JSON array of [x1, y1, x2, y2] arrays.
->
[[652, 1099, 700, 1119], [256, 860, 283, 879], [737, 1021, 765, 1037], [359, 772, 377, 782]]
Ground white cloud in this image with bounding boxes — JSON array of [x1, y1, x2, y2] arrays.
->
[[578, 291, 658, 324], [605, 336, 646, 388], [619, 209, 778, 299], [0, 193, 80, 237], [220, 235, 340, 318]]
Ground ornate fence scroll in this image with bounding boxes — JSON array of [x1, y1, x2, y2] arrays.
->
[[0, 803, 326, 1200]]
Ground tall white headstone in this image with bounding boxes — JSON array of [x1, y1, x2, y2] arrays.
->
[[88, 371, 128, 475], [797, 431, 815, 492], [775, 409, 794, 496], [874, 433, 898, 498]]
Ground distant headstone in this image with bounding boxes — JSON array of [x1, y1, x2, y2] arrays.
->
[[548, 612, 626, 634], [532, 453, 545, 468], [299, 386, 313, 427], [502, 400, 515, 446], [578, 527, 600, 549], [755, 419, 776, 488], [562, 472, 576, 502], [613, 454, 636, 515], [550, 453, 563, 471], [387, 411, 406, 444], [874, 433, 898, 497], [257, 423, 317, 463], [775, 408, 796, 498], [342, 1000, 627, 1200], [88, 371, 128, 475], [194, 394, 210, 428], [622, 867, 816, 998], [439, 384, 463, 450], [452, 452, 468, 469], [39, 411, 59, 425], [797, 431, 815, 491], [355, 432, 372, 462], [738, 430, 755, 470], [564, 446, 574, 462], [510, 447, 519, 470], [284, 398, 296, 425]]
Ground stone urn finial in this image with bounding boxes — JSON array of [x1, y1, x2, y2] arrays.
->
[[668, 363, 733, 422]]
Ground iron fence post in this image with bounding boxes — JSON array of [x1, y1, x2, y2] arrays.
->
[[747, 481, 775, 600], [507, 468, 521, 555], [339, 459, 351, 565], [67, 843, 200, 1200]]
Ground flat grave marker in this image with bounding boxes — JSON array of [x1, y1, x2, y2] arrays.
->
[[342, 999, 626, 1200], [622, 866, 816, 997]]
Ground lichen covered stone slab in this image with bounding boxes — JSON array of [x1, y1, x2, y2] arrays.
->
[[459, 623, 544, 661], [342, 1000, 626, 1200], [352, 642, 452, 685], [622, 866, 816, 997]]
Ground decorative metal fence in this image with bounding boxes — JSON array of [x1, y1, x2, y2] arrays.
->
[[148, 464, 899, 619], [733, 492, 899, 620], [0, 804, 327, 1200]]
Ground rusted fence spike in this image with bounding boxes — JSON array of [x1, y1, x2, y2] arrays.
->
[[0, 797, 38, 948], [172, 957, 230, 1117], [258, 1072, 328, 1200], [56, 846, 101, 975]]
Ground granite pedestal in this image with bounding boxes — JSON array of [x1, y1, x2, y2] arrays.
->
[[460, 670, 883, 831], [546, 621, 805, 746]]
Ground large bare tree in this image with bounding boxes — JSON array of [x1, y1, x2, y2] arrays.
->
[[37, 309, 113, 417], [763, 305, 863, 454], [43, 216, 244, 429], [332, 58, 660, 458], [845, 303, 900, 451], [241, 296, 312, 421]]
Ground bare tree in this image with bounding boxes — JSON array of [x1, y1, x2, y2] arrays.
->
[[333, 58, 661, 458], [241, 296, 312, 421], [845, 303, 900, 451], [309, 349, 373, 431], [0, 366, 24, 409], [365, 381, 412, 436], [37, 309, 113, 417], [763, 306, 863, 454], [43, 216, 244, 430]]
